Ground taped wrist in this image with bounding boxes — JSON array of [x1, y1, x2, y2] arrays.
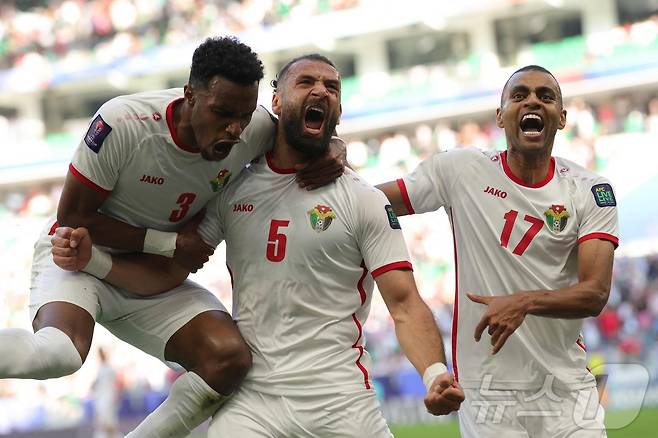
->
[[423, 362, 448, 392], [82, 245, 112, 279], [144, 228, 178, 258]]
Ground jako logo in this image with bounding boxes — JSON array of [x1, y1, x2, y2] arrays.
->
[[139, 175, 164, 185], [483, 185, 507, 198], [233, 203, 254, 212]]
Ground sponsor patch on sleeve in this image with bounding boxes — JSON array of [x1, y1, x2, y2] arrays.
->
[[385, 204, 401, 229], [591, 183, 616, 207], [84, 114, 112, 153]]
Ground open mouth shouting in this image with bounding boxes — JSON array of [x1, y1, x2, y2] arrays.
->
[[303, 105, 326, 136], [212, 139, 239, 159], [519, 113, 544, 139]]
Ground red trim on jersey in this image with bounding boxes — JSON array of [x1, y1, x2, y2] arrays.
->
[[226, 264, 234, 289], [351, 313, 371, 390], [357, 260, 368, 305], [395, 178, 415, 215], [48, 221, 58, 236], [501, 151, 555, 188], [576, 339, 587, 352], [577, 233, 619, 248], [351, 262, 371, 389], [266, 152, 296, 174], [166, 98, 198, 153], [449, 208, 460, 382], [371, 261, 413, 279], [69, 164, 111, 195]]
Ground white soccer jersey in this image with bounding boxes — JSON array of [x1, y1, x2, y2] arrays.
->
[[47, 89, 274, 233], [399, 148, 618, 391], [199, 154, 412, 396]]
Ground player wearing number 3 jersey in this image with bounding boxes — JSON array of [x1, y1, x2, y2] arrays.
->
[[379, 65, 618, 437]]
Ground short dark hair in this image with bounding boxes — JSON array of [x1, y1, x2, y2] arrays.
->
[[271, 53, 337, 91], [189, 36, 264, 88], [501, 64, 562, 106]]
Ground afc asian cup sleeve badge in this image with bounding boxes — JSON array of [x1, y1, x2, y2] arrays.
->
[[210, 169, 231, 192], [544, 204, 569, 233], [308, 204, 336, 233]]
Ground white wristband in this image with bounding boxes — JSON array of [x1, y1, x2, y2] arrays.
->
[[82, 246, 113, 279], [143, 228, 178, 258], [423, 362, 448, 392]]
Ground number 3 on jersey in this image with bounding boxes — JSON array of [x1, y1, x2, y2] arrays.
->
[[169, 192, 197, 222], [266, 219, 290, 262], [500, 209, 543, 255]]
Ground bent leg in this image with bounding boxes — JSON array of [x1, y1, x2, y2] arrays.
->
[[101, 280, 249, 438]]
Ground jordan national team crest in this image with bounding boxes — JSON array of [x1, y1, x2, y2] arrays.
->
[[544, 204, 569, 233], [210, 169, 231, 192], [308, 204, 336, 233]]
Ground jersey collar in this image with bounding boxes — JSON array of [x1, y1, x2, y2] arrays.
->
[[166, 98, 198, 153], [501, 150, 555, 188], [266, 151, 296, 174]]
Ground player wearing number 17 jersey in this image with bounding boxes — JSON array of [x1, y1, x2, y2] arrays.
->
[[379, 66, 618, 438]]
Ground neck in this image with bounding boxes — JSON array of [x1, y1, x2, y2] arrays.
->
[[505, 147, 552, 186], [173, 99, 198, 151], [269, 128, 313, 170]]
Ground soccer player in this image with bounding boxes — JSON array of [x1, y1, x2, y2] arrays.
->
[[0, 37, 343, 438], [52, 54, 465, 437], [377, 65, 618, 437]]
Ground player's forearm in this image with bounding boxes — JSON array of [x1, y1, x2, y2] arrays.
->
[[519, 280, 609, 318], [58, 210, 148, 252], [390, 297, 446, 373], [104, 253, 189, 296]]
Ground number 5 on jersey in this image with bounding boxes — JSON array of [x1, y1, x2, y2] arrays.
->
[[267, 219, 290, 262]]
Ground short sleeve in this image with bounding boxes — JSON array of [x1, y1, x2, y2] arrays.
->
[[197, 195, 225, 248], [354, 187, 412, 278], [400, 150, 455, 214], [577, 178, 619, 247], [69, 99, 130, 193]]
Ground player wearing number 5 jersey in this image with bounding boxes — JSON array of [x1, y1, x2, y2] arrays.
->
[[0, 37, 343, 438], [379, 65, 618, 437]]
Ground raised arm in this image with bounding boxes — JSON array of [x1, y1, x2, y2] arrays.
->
[[51, 226, 191, 296], [468, 238, 615, 354], [375, 268, 464, 415]]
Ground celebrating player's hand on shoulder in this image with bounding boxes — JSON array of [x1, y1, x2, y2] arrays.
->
[[468, 292, 529, 354], [172, 210, 214, 273], [51, 226, 93, 272], [424, 371, 465, 415]]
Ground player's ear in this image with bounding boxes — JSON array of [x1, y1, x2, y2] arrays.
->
[[558, 108, 567, 130], [495, 108, 504, 128], [184, 84, 195, 106], [272, 92, 282, 116]]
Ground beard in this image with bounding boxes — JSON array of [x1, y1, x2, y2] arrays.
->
[[280, 105, 338, 159]]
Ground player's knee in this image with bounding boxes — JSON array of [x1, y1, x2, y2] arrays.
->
[[196, 335, 252, 394]]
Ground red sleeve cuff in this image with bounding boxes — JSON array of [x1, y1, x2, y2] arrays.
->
[[396, 178, 415, 215], [577, 232, 619, 248], [371, 261, 413, 278], [69, 163, 112, 195]]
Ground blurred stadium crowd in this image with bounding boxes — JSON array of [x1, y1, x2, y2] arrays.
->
[[1, 0, 658, 433], [0, 0, 359, 70]]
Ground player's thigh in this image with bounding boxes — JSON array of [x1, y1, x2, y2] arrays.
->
[[458, 388, 529, 438], [293, 390, 393, 438], [209, 389, 282, 437], [532, 387, 606, 438], [98, 279, 227, 363]]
